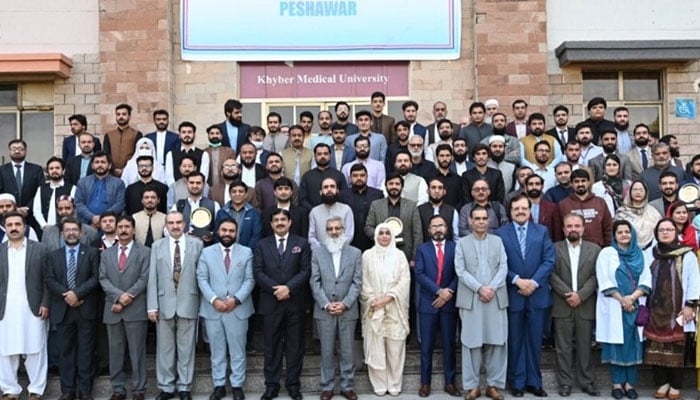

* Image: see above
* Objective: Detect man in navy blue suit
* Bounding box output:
[145,109,180,166]
[62,114,102,162]
[414,215,460,398]
[495,194,555,398]
[216,99,250,153]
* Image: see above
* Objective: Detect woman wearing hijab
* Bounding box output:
[596,220,652,399]
[592,154,631,217]
[120,137,166,186]
[644,219,700,400]
[614,180,662,251]
[360,223,410,397]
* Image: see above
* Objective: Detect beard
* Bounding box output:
[396,166,411,175]
[526,189,542,198]
[220,236,236,247]
[351,181,367,191]
[670,147,680,158]
[316,159,330,168]
[578,137,592,146]
[408,150,422,158]
[356,150,369,160]
[453,152,467,163]
[429,195,444,204]
[635,137,649,147]
[492,127,507,136]
[614,122,629,131]
[602,143,617,154]
[241,158,255,169]
[323,235,344,254]
[321,193,339,205]
[223,172,241,181]
[209,137,222,145]
[490,152,505,163]
[566,232,581,243]
[531,128,544,137]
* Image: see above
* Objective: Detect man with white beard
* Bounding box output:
[310,217,362,400]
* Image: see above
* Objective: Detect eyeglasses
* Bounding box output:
[630,187,645,193]
[658,228,676,233]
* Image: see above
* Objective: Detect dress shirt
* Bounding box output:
[155,131,167,165]
[332,249,341,278]
[32,180,76,227]
[515,121,527,139]
[511,222,531,285]
[117,241,134,262]
[100,235,119,249]
[225,120,239,152]
[579,144,603,166]
[454,161,470,176]
[274,233,290,253]
[566,240,581,291]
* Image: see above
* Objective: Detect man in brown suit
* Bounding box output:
[103,104,142,177]
[370,91,396,144]
[550,213,601,397]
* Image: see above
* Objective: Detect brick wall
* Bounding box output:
[666,60,700,158]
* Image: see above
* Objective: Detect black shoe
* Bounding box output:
[209,387,226,400]
[58,393,74,400]
[178,392,192,400]
[582,385,600,397]
[525,386,548,397]
[611,388,624,400]
[511,388,524,397]
[232,388,245,400]
[259,388,278,400]
[558,386,571,397]
[155,393,175,400]
[288,392,302,400]
[625,388,638,399]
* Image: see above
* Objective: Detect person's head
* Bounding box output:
[564,140,581,163]
[8,139,27,163]
[288,125,305,149]
[349,163,368,190]
[46,157,65,182]
[471,179,491,204]
[599,129,618,154]
[668,201,689,229]
[186,172,205,197]
[59,216,82,246]
[562,213,585,243]
[56,195,76,218]
[385,173,404,199]
[655,218,679,246]
[428,215,447,242]
[510,194,532,225]
[469,205,489,235]
[99,211,118,234]
[527,112,546,136]
[633,123,650,147]
[613,106,629,130]
[247,126,266,149]
[115,103,132,127]
[319,177,339,205]
[176,122,195,146]
[603,154,621,178]
[116,215,136,243]
[370,91,386,113]
[355,110,372,132]
[524,174,544,199]
[3,211,25,242]
[317,110,333,131]
[270,208,292,236]
[228,181,249,206]
[659,170,679,198]
[516,166,534,187]
[407,135,424,158]
[394,120,411,142]
[206,124,223,145]
[0,194,16,217]
[224,99,243,124]
[452,138,468,162]
[331,123,347,145]
[267,112,282,134]
[334,101,350,121]
[165,211,185,239]
[238,142,257,168]
[273,177,293,203]
[512,99,528,120]
[427,177,446,205]
[313,143,331,168]
[394,150,412,175]
[69,114,88,135]
[136,155,154,179]
[152,109,169,131]
[141,188,160,212]
[627,180,649,205]
[78,132,95,154]
[651,142,671,168]
[533,140,552,165]
[402,100,419,123]
[435,144,453,170]
[471,143,490,167]
[353,135,370,160]
[570,169,591,196]
[469,102,486,124]
[552,105,569,126]
[690,154,700,180]
[178,155,196,178]
[586,97,607,120]
[484,99,499,116]
[437,118,454,141]
[554,162,572,186]
[217,218,238,247]
[262,153,281,176]
[432,101,448,121]
[374,223,395,248]
[613,220,634,249]
[323,217,345,253]
[299,111,314,134]
[659,134,681,158]
[488,135,506,163]
[575,122,594,146]
[91,151,112,177]
[491,112,507,131]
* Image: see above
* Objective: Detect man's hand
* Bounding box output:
[516,278,536,296]
[224,297,237,311]
[213,298,228,312]
[39,306,49,319]
[272,285,290,301]
[565,292,582,307]
[63,290,80,306]
[478,286,495,303]
[437,288,454,302]
[111,303,123,313]
[148,311,158,322]
[17,207,29,217]
[118,292,133,306]
[328,302,347,315]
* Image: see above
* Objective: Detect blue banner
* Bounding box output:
[181,0,461,61]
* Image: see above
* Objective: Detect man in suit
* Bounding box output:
[402,100,427,139]
[339,163,383,252]
[550,213,601,397]
[505,99,531,139]
[346,110,388,163]
[62,114,102,162]
[261,177,308,239]
[147,211,203,400]
[425,101,460,146]
[238,142,268,189]
[172,172,220,246]
[204,125,236,188]
[545,105,576,152]
[74,151,126,228]
[0,139,46,232]
[649,171,680,216]
[197,217,255,400]
[281,125,314,186]
[214,180,261,250]
[133,188,166,248]
[254,209,311,400]
[217,99,251,153]
[45,216,101,400]
[626,123,653,181]
[98,215,150,400]
[588,129,634,182]
[164,122,210,186]
[455,206,509,400]
[42,195,99,252]
[145,109,181,167]
[65,132,96,186]
[415,215,460,398]
[310,217,362,400]
[0,211,49,400]
[370,91,396,144]
[495,194,555,397]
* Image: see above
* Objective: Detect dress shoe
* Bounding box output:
[178,392,192,400]
[510,388,524,397]
[444,384,461,397]
[525,386,548,397]
[558,386,571,397]
[582,385,600,397]
[58,393,74,400]
[611,388,624,400]
[339,391,357,400]
[289,392,303,400]
[626,388,639,400]
[156,392,176,400]
[209,387,226,400]
[133,393,145,400]
[319,391,333,400]
[485,387,503,400]
[418,384,430,398]
[259,388,278,400]
[110,394,126,400]
[232,387,245,400]
[465,387,481,400]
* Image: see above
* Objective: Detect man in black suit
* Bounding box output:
[545,105,576,152]
[45,217,101,400]
[254,209,311,400]
[261,177,309,238]
[0,139,46,234]
[217,99,251,153]
[62,114,102,162]
[65,132,96,186]
[339,163,383,251]
[144,109,180,167]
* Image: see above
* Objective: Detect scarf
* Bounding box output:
[612,225,645,278]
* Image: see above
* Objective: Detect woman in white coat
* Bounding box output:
[596,220,651,400]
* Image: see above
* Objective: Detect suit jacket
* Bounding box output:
[550,240,600,320]
[62,134,102,162]
[133,211,166,246]
[0,239,49,319]
[415,240,458,314]
[0,161,45,207]
[495,222,555,312]
[41,223,99,252]
[254,234,311,315]
[45,245,101,324]
[329,145,356,170]
[454,234,509,311]
[626,147,651,180]
[145,130,181,165]
[147,236,203,319]
[217,120,251,152]
[99,241,150,323]
[506,121,531,138]
[372,114,396,144]
[261,205,309,239]
[364,198,423,262]
[281,147,313,182]
[209,184,255,209]
[309,244,362,320]
[588,152,633,182]
[65,155,95,186]
[74,175,126,225]
[544,127,576,151]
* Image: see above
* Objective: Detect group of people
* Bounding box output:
[1,91,700,400]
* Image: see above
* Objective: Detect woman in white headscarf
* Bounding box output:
[360,223,411,397]
[121,137,166,186]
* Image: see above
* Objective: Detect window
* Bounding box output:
[0,83,54,164]
[582,71,663,133]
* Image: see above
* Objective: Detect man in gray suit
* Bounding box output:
[550,213,601,397]
[310,217,362,400]
[455,206,509,400]
[0,211,49,400]
[41,195,99,252]
[99,215,150,400]
[147,211,204,400]
[197,218,255,400]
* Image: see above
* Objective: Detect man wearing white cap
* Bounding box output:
[484,99,499,125]
[486,135,515,193]
[0,194,38,242]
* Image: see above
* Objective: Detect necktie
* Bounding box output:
[436,242,444,285]
[173,240,182,288]
[278,238,285,256]
[224,248,231,274]
[518,226,527,259]
[641,149,648,169]
[560,130,567,144]
[14,165,22,202]
[145,215,154,248]
[118,246,127,272]
[67,248,77,289]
